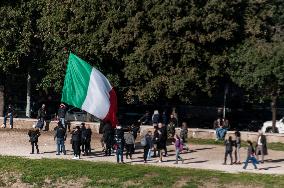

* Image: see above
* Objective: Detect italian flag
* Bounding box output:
[61,53,118,127]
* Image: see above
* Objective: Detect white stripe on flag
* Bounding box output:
[81,68,112,119]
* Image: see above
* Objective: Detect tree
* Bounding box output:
[228,0,284,132]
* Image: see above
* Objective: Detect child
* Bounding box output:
[243,140,259,169]
[144,131,153,163]
[172,134,184,164]
[223,136,233,165]
[234,131,241,164]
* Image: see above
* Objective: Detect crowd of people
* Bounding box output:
[1,104,270,170]
[222,130,267,170]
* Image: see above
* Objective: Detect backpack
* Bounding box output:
[141,136,147,147]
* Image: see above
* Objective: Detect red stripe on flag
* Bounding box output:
[103,88,118,128]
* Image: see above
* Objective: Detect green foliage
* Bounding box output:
[0,0,283,104]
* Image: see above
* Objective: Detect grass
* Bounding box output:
[189,138,284,151]
[0,156,283,187]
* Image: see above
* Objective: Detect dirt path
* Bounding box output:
[0,129,284,175]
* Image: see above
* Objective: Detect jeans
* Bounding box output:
[216,128,227,140]
[144,146,150,161]
[56,138,65,154]
[243,156,259,169]
[3,113,13,128]
[235,145,241,162]
[175,148,183,162]
[116,147,124,163]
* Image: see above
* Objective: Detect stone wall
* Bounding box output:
[2,118,284,143]
[140,126,284,144]
[0,117,100,132]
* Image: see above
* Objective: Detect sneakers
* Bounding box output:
[56,153,60,155]
[72,156,80,160]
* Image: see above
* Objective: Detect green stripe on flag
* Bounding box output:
[61,53,92,108]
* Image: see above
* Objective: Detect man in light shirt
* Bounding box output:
[255,130,268,163]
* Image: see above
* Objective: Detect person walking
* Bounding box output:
[2,104,14,129]
[255,130,267,163]
[138,111,151,125]
[28,124,41,154]
[234,131,241,164]
[152,110,160,127]
[167,114,177,138]
[71,126,81,159]
[80,123,87,156]
[161,111,168,126]
[180,122,189,151]
[54,122,67,155]
[143,131,153,163]
[173,134,184,164]
[85,125,92,156]
[152,126,160,158]
[124,128,135,160]
[37,104,46,130]
[243,140,259,169]
[115,125,125,164]
[159,123,168,157]
[223,136,233,165]
[57,103,67,128]
[156,129,164,163]
[103,122,113,156]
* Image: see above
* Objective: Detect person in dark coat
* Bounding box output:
[159,123,168,156]
[57,103,67,128]
[85,125,92,156]
[2,104,14,129]
[156,129,164,162]
[256,130,268,163]
[71,126,81,159]
[103,122,113,156]
[37,104,46,130]
[80,123,87,155]
[143,131,153,163]
[54,122,67,155]
[114,125,125,163]
[28,124,41,154]
[167,114,177,138]
[138,111,152,125]
[152,126,160,158]
[152,110,160,126]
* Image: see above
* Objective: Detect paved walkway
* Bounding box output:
[1,129,284,175]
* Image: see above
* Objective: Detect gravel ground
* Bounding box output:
[1,128,284,175]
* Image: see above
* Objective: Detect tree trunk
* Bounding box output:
[26,71,31,118]
[271,95,277,133]
[0,86,4,117]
